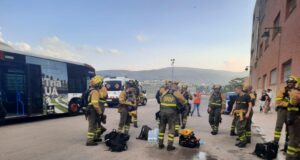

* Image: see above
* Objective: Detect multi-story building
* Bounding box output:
[249,0,300,98]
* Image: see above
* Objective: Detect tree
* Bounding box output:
[222,77,246,93]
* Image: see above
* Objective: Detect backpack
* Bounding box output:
[179,129,200,148]
[104,129,130,152]
[254,142,278,160]
[136,125,152,140]
[81,89,91,108]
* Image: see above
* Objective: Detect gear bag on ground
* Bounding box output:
[136,125,152,140]
[104,129,130,152]
[254,142,278,160]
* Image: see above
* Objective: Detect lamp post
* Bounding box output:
[170,58,175,81]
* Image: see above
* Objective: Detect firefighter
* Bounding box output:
[286,76,300,160]
[208,84,225,135]
[180,85,193,129]
[244,85,255,144]
[86,75,104,146]
[118,80,137,135]
[131,80,140,128]
[274,76,297,152]
[155,80,172,124]
[95,81,108,142]
[234,85,252,148]
[156,80,171,104]
[158,82,187,151]
[173,81,182,137]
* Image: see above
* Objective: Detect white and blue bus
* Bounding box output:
[0,43,95,120]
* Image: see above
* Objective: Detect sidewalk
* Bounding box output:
[252,106,286,160]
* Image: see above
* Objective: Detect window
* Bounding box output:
[259,43,263,57]
[258,78,262,89]
[263,74,267,89]
[287,0,297,18]
[270,68,277,85]
[105,81,122,91]
[273,13,281,39]
[282,60,292,82]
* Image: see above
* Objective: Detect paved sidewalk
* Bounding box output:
[252,107,286,160]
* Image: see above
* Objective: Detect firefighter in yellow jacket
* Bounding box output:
[95,84,108,141]
[180,85,193,129]
[286,76,300,160]
[118,80,137,135]
[86,75,104,146]
[158,82,187,151]
[274,76,297,152]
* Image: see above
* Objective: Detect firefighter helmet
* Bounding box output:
[90,75,104,86]
[286,75,298,84]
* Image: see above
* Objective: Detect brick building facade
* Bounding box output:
[250,0,300,98]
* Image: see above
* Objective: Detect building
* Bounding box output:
[249,0,300,98]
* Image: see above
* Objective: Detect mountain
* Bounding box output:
[97,67,248,85]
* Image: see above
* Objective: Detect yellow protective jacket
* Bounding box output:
[275,88,290,108]
[88,89,101,114]
[160,90,187,107]
[289,89,300,112]
[98,86,108,103]
[119,91,137,107]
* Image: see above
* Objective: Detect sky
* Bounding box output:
[0,0,256,72]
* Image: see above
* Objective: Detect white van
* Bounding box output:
[103,77,129,106]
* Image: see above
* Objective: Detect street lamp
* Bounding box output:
[245,66,253,71]
[170,58,175,81]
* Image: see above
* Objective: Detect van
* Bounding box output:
[103,77,128,107]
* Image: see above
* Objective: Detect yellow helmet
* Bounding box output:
[180,128,193,137]
[90,75,104,86]
[286,75,298,84]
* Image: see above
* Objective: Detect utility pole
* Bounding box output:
[170,58,175,81]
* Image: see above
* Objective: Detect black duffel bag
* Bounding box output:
[104,129,130,152]
[254,142,278,160]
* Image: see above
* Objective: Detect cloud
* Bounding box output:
[136,33,148,42]
[0,33,122,62]
[223,57,248,72]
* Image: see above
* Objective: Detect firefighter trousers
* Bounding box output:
[158,109,176,146]
[209,107,221,132]
[286,116,300,160]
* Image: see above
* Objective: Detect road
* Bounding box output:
[0,97,263,160]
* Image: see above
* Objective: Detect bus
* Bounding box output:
[0,42,95,120]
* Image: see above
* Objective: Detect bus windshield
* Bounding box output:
[105,81,122,91]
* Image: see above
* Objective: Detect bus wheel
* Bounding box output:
[69,101,79,116]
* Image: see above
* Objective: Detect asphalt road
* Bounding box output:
[0,97,263,160]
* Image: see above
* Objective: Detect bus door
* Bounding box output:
[0,67,7,118]
[1,62,27,117]
[26,64,43,115]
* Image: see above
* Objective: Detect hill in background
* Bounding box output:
[97,67,248,85]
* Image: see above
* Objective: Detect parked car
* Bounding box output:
[224,92,237,114]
